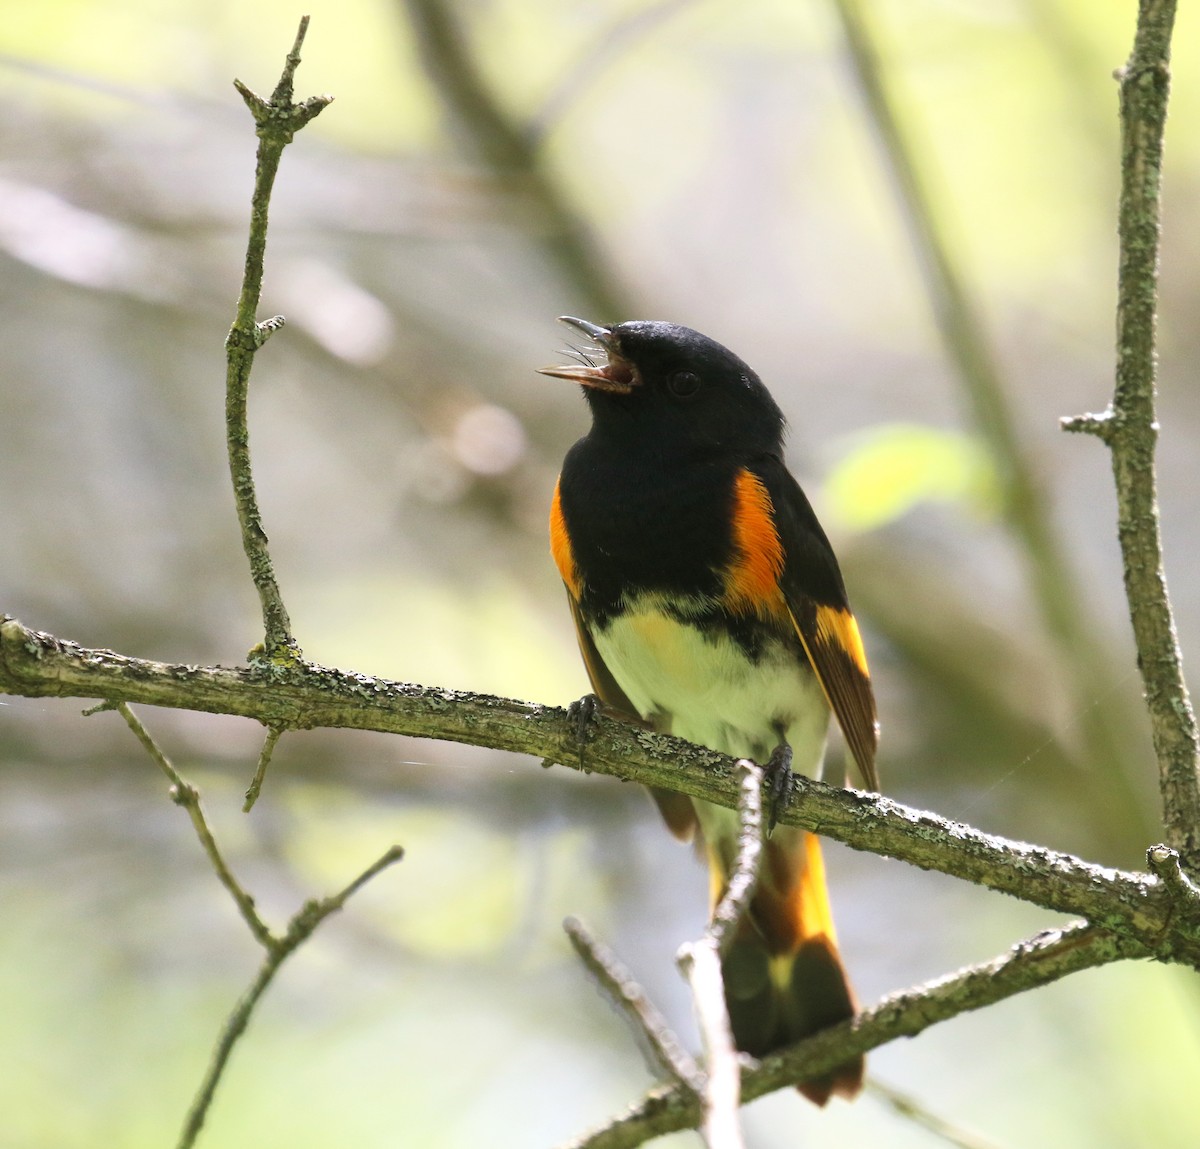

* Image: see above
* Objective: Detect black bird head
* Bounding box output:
[539,317,786,459]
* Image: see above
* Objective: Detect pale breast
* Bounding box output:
[593,605,830,779]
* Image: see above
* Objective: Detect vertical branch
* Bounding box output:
[675,761,765,1149]
[1064,0,1199,870]
[225,17,332,662]
[827,0,1143,808]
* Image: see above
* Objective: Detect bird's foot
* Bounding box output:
[566,693,602,772]
[763,742,794,835]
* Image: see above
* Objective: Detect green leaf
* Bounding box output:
[822,422,1000,532]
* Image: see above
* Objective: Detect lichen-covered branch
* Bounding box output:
[1061,0,1199,874]
[5,615,1199,965]
[563,921,1134,1149]
[828,0,1142,821]
[224,16,332,663]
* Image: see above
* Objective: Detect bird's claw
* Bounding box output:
[566,693,602,772]
[764,742,794,835]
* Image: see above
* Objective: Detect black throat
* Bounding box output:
[558,429,749,624]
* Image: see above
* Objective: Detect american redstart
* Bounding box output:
[541,317,879,1104]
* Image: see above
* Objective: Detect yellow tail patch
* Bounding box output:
[797,830,838,945]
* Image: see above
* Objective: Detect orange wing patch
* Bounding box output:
[788,600,879,791]
[814,604,870,681]
[549,478,582,599]
[723,468,786,615]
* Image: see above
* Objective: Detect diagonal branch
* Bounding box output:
[175,843,404,1149]
[4,614,1199,963]
[108,699,405,1149]
[115,702,273,946]
[564,921,1134,1149]
[564,916,703,1092]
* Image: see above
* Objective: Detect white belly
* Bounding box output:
[593,606,829,780]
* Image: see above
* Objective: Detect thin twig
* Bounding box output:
[828,0,1144,822]
[866,1079,1007,1149]
[707,761,765,958]
[1146,844,1200,908]
[564,922,1133,1149]
[1064,0,1199,874]
[675,761,765,1149]
[176,844,405,1149]
[676,941,741,1149]
[243,724,284,812]
[110,696,405,1147]
[564,916,703,1091]
[225,15,332,664]
[115,702,273,947]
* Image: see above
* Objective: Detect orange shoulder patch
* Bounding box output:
[549,478,582,598]
[723,468,786,614]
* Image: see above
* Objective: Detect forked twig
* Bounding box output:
[112,702,403,1149]
[225,15,332,664]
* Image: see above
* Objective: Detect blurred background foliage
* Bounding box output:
[3,0,1200,1145]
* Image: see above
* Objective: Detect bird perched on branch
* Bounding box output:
[541,317,878,1104]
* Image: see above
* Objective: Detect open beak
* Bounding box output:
[537,316,638,394]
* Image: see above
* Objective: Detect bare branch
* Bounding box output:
[242,724,284,812]
[675,940,741,1149]
[6,616,1200,964]
[828,0,1143,820]
[568,922,1133,1148]
[114,702,274,947]
[109,700,404,1149]
[675,762,765,1148]
[1064,0,1200,874]
[707,761,765,959]
[176,843,404,1149]
[564,917,703,1092]
[225,15,333,664]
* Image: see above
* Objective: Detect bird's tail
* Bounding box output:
[707,826,863,1105]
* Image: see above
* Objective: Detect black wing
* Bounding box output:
[757,458,880,791]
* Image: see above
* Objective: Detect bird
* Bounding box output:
[540,316,878,1105]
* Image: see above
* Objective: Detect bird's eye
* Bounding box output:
[668,370,700,398]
